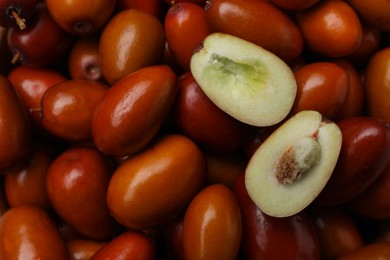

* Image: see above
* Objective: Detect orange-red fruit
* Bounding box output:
[205,0,303,62]
[107,134,206,230]
[296,0,363,57]
[91,231,156,260]
[270,0,319,10]
[46,146,118,240]
[338,242,390,260]
[67,239,106,260]
[99,9,165,85]
[290,62,349,120]
[165,2,211,71]
[92,65,177,158]
[0,205,69,259]
[364,47,390,124]
[346,0,390,32]
[41,79,108,142]
[45,0,116,35]
[182,184,242,260]
[0,75,31,173]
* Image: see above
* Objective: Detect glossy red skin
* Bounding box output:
[182,184,242,260]
[349,161,390,220]
[205,0,303,62]
[290,62,349,120]
[0,0,39,28]
[333,59,364,120]
[0,75,31,173]
[46,146,119,240]
[295,0,363,58]
[308,206,363,259]
[117,0,165,19]
[107,134,206,230]
[67,239,106,260]
[8,65,67,130]
[164,0,207,7]
[163,216,185,260]
[4,142,54,210]
[91,231,156,260]
[0,205,70,259]
[338,242,390,260]
[365,47,390,124]
[45,0,116,35]
[92,65,177,157]
[165,2,211,72]
[233,174,321,260]
[316,117,390,205]
[41,79,108,142]
[68,36,104,82]
[7,3,74,67]
[174,72,252,154]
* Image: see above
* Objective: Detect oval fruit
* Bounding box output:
[182,183,242,260]
[92,65,177,157]
[107,134,206,229]
[46,146,118,240]
[41,79,108,142]
[205,0,303,62]
[365,47,390,124]
[0,205,69,259]
[316,117,390,205]
[99,9,165,85]
[0,75,31,172]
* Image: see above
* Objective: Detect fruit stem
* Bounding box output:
[10,10,26,30]
[11,51,21,64]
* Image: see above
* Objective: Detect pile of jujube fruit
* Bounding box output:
[0,0,390,259]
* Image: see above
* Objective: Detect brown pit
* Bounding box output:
[276,136,321,184]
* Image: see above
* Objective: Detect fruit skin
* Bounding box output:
[99,9,165,85]
[182,183,242,260]
[0,75,31,173]
[0,205,70,259]
[46,146,119,240]
[270,0,319,11]
[346,0,390,32]
[205,0,303,62]
[164,2,211,72]
[308,206,363,259]
[295,0,363,58]
[107,134,206,230]
[90,231,156,260]
[365,47,390,124]
[92,65,177,158]
[6,3,74,67]
[338,242,390,260]
[66,239,106,260]
[348,161,390,220]
[316,117,390,205]
[234,174,321,260]
[290,61,349,120]
[45,0,116,35]
[174,71,252,154]
[41,79,108,142]
[117,0,165,19]
[4,141,54,210]
[7,65,67,131]
[67,35,104,82]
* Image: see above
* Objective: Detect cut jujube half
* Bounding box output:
[190,32,297,127]
[245,110,342,217]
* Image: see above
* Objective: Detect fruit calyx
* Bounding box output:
[73,21,93,34]
[276,135,321,184]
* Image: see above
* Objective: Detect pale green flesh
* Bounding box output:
[190,32,297,127]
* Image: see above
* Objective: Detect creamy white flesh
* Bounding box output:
[190,32,297,127]
[245,110,342,218]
